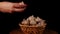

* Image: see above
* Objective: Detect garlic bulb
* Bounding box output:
[40,20,45,26]
[30,20,36,25]
[28,15,35,21]
[20,15,46,27]
[22,19,29,25]
[35,17,42,22]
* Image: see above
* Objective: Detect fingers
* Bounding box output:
[19,1,27,7]
[13,1,27,12]
[13,8,26,12]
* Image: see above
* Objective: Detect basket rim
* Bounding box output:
[19,24,44,27]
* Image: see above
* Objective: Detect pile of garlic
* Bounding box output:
[21,15,46,27]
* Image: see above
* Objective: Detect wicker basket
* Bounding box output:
[19,24,46,34]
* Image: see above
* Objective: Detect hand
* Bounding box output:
[0,1,27,13]
[13,1,27,12]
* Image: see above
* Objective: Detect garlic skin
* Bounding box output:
[35,17,42,22]
[28,15,35,21]
[30,20,36,25]
[20,15,46,27]
[22,19,29,25]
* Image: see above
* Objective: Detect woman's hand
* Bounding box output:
[0,1,27,13]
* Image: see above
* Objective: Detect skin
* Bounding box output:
[0,1,27,13]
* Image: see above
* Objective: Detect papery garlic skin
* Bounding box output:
[22,19,29,25]
[30,20,36,25]
[35,17,42,22]
[28,15,35,21]
[20,15,46,27]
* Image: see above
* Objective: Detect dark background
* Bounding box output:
[0,0,59,34]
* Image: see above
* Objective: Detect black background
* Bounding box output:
[0,0,59,34]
